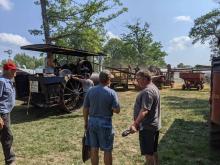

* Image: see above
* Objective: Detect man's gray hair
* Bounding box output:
[136,70,152,81]
[99,70,113,83]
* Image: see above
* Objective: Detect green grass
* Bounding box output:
[0,84,220,164]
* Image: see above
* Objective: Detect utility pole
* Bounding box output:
[4,49,12,60]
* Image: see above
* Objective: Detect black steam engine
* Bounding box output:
[15,44,103,112]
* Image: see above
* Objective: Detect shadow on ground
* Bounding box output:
[159,119,220,165]
[162,95,209,119]
[11,105,82,125]
[170,87,209,92]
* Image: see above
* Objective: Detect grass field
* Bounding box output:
[0,84,220,165]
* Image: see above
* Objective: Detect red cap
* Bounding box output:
[3,61,17,70]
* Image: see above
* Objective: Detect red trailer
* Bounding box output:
[179,72,205,90]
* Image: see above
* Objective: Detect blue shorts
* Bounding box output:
[87,116,114,152]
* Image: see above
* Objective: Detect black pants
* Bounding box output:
[0,113,15,165]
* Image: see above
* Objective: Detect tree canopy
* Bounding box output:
[177,63,192,68]
[13,53,44,69]
[189,8,220,57]
[103,38,128,67]
[103,21,167,67]
[31,0,127,51]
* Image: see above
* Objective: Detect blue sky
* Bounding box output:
[0,0,218,67]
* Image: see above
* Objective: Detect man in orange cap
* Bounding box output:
[0,60,16,165]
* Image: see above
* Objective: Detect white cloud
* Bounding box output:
[168,36,191,52]
[0,33,31,46]
[0,0,13,10]
[174,16,192,23]
[167,36,208,53]
[106,31,120,40]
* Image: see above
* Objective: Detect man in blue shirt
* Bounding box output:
[0,61,17,165]
[83,70,120,165]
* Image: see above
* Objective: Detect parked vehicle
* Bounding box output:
[109,67,130,90]
[179,71,205,90]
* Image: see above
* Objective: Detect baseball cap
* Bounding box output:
[3,61,17,70]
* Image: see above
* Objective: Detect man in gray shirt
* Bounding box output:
[130,70,161,165]
[83,70,120,165]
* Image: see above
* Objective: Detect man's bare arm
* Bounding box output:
[130,108,149,132]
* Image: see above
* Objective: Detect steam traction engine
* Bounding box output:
[15,44,103,113]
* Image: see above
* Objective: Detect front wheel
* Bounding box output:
[60,78,84,113]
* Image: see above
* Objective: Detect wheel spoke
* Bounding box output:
[63,93,72,97]
[65,86,74,93]
[64,97,72,104]
[69,80,76,90]
[76,83,81,89]
[78,87,83,91]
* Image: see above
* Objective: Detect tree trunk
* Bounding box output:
[40,0,53,67]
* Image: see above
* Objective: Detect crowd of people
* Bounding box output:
[0,60,161,165]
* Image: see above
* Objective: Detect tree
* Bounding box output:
[56,27,105,52]
[189,8,220,57]
[0,59,8,67]
[122,21,167,67]
[30,0,127,67]
[103,38,126,67]
[103,21,167,68]
[177,63,191,68]
[31,0,127,47]
[13,53,44,69]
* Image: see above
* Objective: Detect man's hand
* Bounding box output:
[129,123,138,134]
[0,117,4,130]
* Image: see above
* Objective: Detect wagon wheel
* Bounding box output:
[182,84,186,90]
[196,84,202,91]
[61,78,84,113]
[170,82,174,88]
[123,84,128,90]
[201,84,204,90]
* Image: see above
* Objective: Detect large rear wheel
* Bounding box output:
[61,78,84,113]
